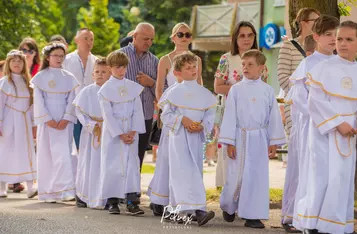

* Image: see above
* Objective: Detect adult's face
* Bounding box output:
[133,27,155,54]
[236,26,255,54]
[301,12,320,35]
[76,30,94,52]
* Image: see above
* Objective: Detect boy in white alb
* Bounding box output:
[159,53,216,226]
[98,51,146,215]
[282,15,339,233]
[31,43,79,202]
[73,57,110,208]
[219,50,286,229]
[0,50,37,199]
[297,21,357,234]
[148,76,182,216]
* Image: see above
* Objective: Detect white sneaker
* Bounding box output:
[45,200,56,203]
[62,196,75,202]
[27,189,38,199]
[0,193,7,198]
[207,159,215,167]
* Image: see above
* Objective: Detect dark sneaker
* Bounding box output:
[195,210,215,226]
[222,211,235,222]
[13,183,24,193]
[126,204,144,216]
[108,204,120,214]
[302,230,318,234]
[75,195,87,208]
[149,203,164,216]
[244,219,265,229]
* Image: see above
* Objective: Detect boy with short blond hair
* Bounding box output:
[219,50,286,229]
[98,51,146,215]
[73,57,111,209]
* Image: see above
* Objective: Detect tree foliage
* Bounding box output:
[0,0,65,59]
[75,0,121,56]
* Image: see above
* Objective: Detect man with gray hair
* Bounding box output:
[119,23,159,171]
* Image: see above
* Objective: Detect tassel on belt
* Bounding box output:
[90,117,103,149]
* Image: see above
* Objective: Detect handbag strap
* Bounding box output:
[290,40,306,58]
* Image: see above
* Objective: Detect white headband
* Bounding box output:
[7,50,25,58]
[42,43,66,55]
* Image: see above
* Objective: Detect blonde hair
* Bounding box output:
[170,22,191,38]
[4,50,33,105]
[241,49,267,65]
[173,52,197,71]
[106,51,129,67]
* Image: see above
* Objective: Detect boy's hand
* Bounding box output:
[120,134,134,144]
[227,144,236,159]
[337,122,356,137]
[46,120,58,129]
[268,145,277,159]
[128,131,136,138]
[188,124,203,133]
[57,120,69,130]
[182,116,195,130]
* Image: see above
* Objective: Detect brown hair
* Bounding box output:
[50,34,67,45]
[40,42,66,71]
[0,60,5,70]
[106,51,129,67]
[294,8,321,36]
[18,37,41,70]
[312,15,339,35]
[241,49,266,65]
[4,50,33,105]
[339,20,357,36]
[95,56,107,67]
[230,21,258,56]
[173,52,197,72]
[304,34,316,53]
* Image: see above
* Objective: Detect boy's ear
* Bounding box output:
[312,33,319,43]
[173,69,180,77]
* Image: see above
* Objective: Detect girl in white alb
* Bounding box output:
[0,50,37,198]
[31,43,79,202]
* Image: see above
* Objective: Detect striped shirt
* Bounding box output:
[119,43,159,120]
[277,40,304,137]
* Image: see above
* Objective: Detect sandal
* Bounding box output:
[282,223,301,233]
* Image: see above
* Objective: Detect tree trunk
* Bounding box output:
[289,0,339,37]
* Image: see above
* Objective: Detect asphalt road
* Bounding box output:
[0,193,286,234]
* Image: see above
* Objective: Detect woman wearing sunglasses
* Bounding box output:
[149,22,203,217]
[155,22,203,101]
[18,38,41,77]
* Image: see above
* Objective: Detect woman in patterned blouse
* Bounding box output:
[213,21,267,188]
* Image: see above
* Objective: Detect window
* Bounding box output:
[274,0,285,7]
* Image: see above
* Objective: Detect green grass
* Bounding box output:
[206,188,284,204]
[141,164,156,174]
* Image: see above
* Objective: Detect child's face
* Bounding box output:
[48,48,65,68]
[337,27,357,61]
[9,57,24,74]
[93,64,111,86]
[110,65,127,79]
[242,57,264,80]
[174,62,197,81]
[313,29,337,55]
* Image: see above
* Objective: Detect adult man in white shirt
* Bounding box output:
[63,28,97,151]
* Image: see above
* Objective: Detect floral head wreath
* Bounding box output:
[7,50,25,58]
[42,42,66,55]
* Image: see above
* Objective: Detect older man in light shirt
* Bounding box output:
[63,28,97,151]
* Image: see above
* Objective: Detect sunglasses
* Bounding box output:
[20,49,35,55]
[176,32,192,39]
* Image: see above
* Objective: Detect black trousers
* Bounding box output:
[138,119,153,171]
